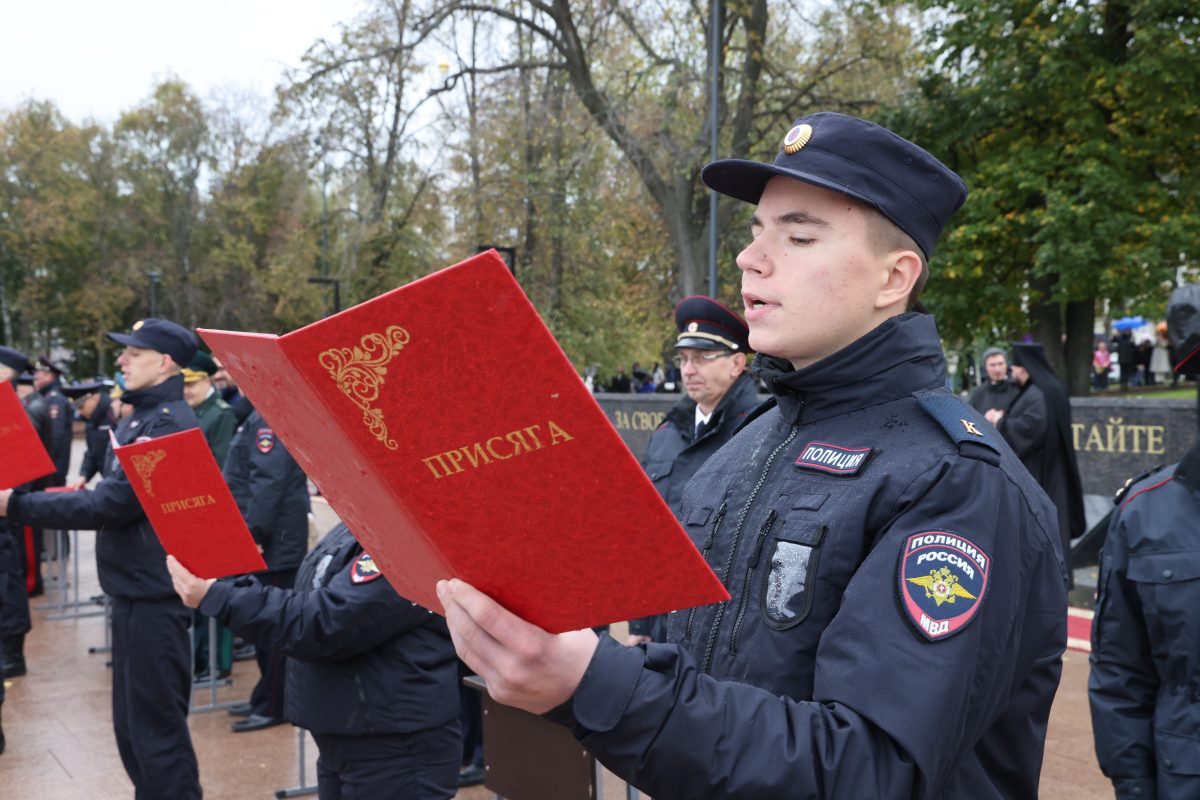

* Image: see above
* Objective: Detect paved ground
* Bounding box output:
[0,443,1116,798]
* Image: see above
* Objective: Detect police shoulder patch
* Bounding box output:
[349,552,383,584]
[898,530,989,642]
[794,440,872,476]
[49,404,60,419]
[256,428,274,454]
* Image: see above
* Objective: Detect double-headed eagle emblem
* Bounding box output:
[907,566,976,606]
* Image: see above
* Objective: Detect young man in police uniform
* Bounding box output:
[0,319,204,799]
[628,296,759,645]
[1089,283,1200,799]
[438,112,1068,798]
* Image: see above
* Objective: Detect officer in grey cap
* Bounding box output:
[439,111,1067,799]
[628,296,759,644]
[0,319,203,798]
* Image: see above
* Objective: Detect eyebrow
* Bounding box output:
[749,211,831,228]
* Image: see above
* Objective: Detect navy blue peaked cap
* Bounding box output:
[106,318,199,368]
[701,112,968,259]
[674,295,752,353]
[0,345,32,374]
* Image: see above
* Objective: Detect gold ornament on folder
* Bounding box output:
[130,450,167,497]
[318,326,411,450]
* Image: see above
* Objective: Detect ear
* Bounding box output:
[730,352,748,376]
[874,249,923,312]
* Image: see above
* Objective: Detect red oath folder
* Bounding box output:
[199,250,728,632]
[114,428,267,579]
[0,382,56,490]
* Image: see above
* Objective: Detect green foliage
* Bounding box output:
[887,1,1200,354]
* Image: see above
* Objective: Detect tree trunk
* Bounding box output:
[1064,299,1095,397]
[1028,271,1066,379]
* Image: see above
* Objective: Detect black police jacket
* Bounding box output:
[9,375,199,600]
[641,373,762,516]
[200,523,459,737]
[38,380,73,483]
[1089,438,1200,800]
[630,373,761,639]
[80,394,119,481]
[0,382,49,636]
[223,410,309,572]
[547,313,1068,799]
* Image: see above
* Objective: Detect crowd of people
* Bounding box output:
[0,109,1197,800]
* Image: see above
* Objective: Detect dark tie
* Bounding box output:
[695,419,708,439]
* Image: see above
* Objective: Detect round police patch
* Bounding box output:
[256,428,275,454]
[350,553,383,584]
[898,531,989,642]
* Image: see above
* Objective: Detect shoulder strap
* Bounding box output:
[913,388,1001,462]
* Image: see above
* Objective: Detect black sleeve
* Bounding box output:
[999,388,1046,460]
[200,563,434,663]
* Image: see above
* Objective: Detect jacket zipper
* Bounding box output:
[728,509,778,655]
[685,502,727,640]
[701,424,799,674]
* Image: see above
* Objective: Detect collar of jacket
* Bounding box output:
[38,380,63,396]
[1175,436,1200,493]
[665,372,758,440]
[121,373,185,413]
[751,312,947,426]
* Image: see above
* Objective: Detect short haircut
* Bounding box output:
[859,203,929,311]
[982,347,1008,362]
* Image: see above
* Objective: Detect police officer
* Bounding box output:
[438,112,1068,798]
[183,351,238,468]
[33,356,72,485]
[0,347,49,681]
[62,380,118,487]
[167,523,461,799]
[1089,283,1200,799]
[0,347,50,689]
[0,319,203,799]
[628,296,758,644]
[222,406,311,732]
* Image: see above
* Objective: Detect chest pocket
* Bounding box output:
[761,513,827,629]
[645,460,674,483]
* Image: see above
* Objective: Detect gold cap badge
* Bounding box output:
[782,123,813,155]
[132,320,144,331]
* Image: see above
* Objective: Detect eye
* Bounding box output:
[789,237,815,246]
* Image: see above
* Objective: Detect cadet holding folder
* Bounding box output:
[0,318,204,800]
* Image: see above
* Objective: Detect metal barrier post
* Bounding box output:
[274,727,318,797]
[47,531,105,621]
[191,616,237,713]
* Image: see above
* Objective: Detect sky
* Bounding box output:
[0,0,366,124]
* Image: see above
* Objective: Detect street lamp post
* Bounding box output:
[307,277,342,316]
[148,271,161,317]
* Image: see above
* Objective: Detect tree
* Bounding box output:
[889,1,1200,394]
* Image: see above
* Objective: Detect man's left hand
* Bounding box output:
[0,489,11,516]
[437,579,598,715]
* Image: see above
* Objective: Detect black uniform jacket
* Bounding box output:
[641,373,762,516]
[1089,438,1200,800]
[39,379,73,482]
[223,409,309,572]
[201,523,459,737]
[80,394,119,481]
[9,375,198,600]
[547,313,1068,799]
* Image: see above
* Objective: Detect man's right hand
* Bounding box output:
[626,634,652,646]
[68,477,88,491]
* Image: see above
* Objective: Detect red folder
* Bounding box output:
[113,428,267,579]
[199,250,728,632]
[0,382,56,490]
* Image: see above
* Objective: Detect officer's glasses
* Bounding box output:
[673,352,734,368]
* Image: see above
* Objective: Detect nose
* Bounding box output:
[736,238,768,276]
[681,359,700,378]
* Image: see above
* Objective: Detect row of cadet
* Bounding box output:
[4,107,1200,800]
[0,324,471,798]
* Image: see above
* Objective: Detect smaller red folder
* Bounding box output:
[0,382,56,490]
[113,428,267,579]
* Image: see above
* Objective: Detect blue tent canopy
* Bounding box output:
[1112,316,1145,331]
